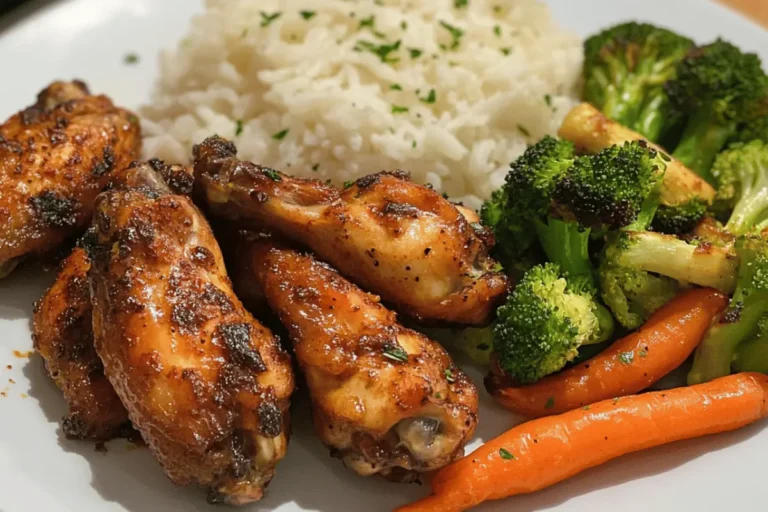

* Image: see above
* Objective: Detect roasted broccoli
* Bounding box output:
[729,112,768,145]
[651,198,708,235]
[583,22,693,141]
[420,326,493,366]
[710,140,768,235]
[493,263,614,384]
[732,314,768,374]
[667,40,768,182]
[688,234,768,384]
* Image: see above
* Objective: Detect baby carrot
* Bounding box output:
[487,288,727,417]
[397,372,768,512]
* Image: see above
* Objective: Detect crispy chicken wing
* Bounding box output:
[0,80,141,277]
[88,164,294,504]
[32,244,131,440]
[239,233,478,481]
[193,136,508,326]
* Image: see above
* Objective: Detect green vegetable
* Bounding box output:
[300,11,316,20]
[392,105,409,114]
[272,129,290,140]
[668,40,768,182]
[651,198,708,235]
[711,140,768,235]
[383,344,409,362]
[260,11,282,27]
[439,20,464,50]
[499,448,515,460]
[354,39,402,63]
[583,22,693,142]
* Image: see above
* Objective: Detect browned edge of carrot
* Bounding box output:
[486,288,727,417]
[396,372,768,512]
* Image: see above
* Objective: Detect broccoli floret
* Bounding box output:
[729,113,768,145]
[667,40,768,182]
[493,263,614,384]
[583,22,693,141]
[732,313,768,374]
[553,140,668,232]
[710,140,768,235]
[421,326,493,366]
[651,198,708,235]
[688,235,768,384]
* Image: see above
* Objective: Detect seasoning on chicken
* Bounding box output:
[193,136,508,326]
[88,163,294,504]
[0,80,141,277]
[239,233,478,481]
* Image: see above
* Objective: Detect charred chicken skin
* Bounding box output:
[88,164,294,504]
[32,244,131,441]
[0,80,141,277]
[193,136,508,326]
[239,233,479,481]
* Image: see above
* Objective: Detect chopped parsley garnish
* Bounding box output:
[409,48,423,59]
[544,94,552,107]
[260,11,282,27]
[235,119,244,136]
[390,83,403,91]
[263,169,282,181]
[618,351,635,365]
[582,405,591,410]
[493,25,501,37]
[383,344,409,362]
[354,39,401,63]
[455,0,469,7]
[544,396,555,409]
[401,20,408,30]
[124,53,139,65]
[272,128,290,140]
[445,368,456,383]
[439,21,464,50]
[300,10,316,20]
[392,105,409,114]
[359,15,375,29]
[493,5,503,14]
[517,125,530,137]
[412,140,417,149]
[499,448,515,460]
[420,89,437,104]
[435,392,442,399]
[343,180,355,189]
[311,164,320,172]
[639,348,649,358]
[501,47,511,56]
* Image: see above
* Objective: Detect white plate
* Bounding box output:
[1,1,767,511]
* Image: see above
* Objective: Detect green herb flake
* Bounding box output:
[124,53,139,65]
[517,125,530,137]
[445,368,456,383]
[235,120,244,136]
[311,164,320,172]
[409,48,423,59]
[639,348,649,358]
[354,39,402,63]
[500,47,511,56]
[392,105,409,114]
[420,89,437,104]
[359,15,375,29]
[300,11,316,20]
[493,5,503,14]
[263,169,282,182]
[618,351,635,365]
[455,0,469,7]
[499,448,515,460]
[582,405,591,410]
[439,21,464,50]
[260,11,282,27]
[412,140,417,149]
[493,25,501,37]
[544,94,552,107]
[545,396,555,409]
[272,128,290,140]
[383,344,409,363]
[401,20,408,30]
[435,392,442,399]
[390,83,403,91]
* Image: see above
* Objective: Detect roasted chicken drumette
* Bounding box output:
[193,136,508,326]
[32,243,131,441]
[88,163,294,504]
[0,80,140,277]
[238,233,479,481]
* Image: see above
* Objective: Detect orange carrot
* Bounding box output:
[397,372,768,512]
[487,288,727,417]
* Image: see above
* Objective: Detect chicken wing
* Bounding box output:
[239,233,478,481]
[88,164,294,504]
[193,136,508,326]
[0,80,141,277]
[32,243,131,440]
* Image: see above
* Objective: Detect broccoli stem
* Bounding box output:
[687,304,767,385]
[533,217,594,286]
[672,110,735,183]
[631,93,670,142]
[725,181,768,235]
[733,334,768,374]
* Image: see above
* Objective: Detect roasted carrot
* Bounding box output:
[486,288,727,417]
[397,372,768,512]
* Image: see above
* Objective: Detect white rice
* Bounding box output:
[141,0,582,210]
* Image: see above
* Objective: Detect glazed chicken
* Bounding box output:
[32,243,131,440]
[238,233,479,480]
[193,136,508,326]
[0,80,141,277]
[88,164,294,504]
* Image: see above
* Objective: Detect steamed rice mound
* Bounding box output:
[141,0,582,210]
